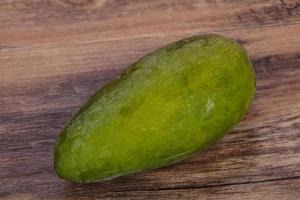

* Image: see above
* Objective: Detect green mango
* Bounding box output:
[54,34,255,183]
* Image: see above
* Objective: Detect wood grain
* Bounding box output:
[1,0,300,46]
[1,0,300,199]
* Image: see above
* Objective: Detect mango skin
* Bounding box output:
[54,34,255,183]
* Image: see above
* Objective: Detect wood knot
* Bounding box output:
[60,0,107,9]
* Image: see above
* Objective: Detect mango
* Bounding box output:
[54,34,255,183]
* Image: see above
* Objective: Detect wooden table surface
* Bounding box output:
[1,0,300,199]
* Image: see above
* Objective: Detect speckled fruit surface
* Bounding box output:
[54,34,256,183]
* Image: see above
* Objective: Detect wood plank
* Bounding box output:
[0,0,300,46]
[1,175,300,199]
[1,23,300,85]
[1,24,299,199]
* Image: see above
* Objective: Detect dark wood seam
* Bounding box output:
[119,176,300,192]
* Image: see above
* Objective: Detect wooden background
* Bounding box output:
[1,0,300,199]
